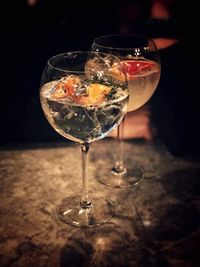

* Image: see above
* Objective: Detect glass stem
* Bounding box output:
[113,117,126,174]
[80,142,92,209]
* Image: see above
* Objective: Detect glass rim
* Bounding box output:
[47,50,122,73]
[92,34,157,51]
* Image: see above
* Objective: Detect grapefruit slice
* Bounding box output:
[122,60,156,76]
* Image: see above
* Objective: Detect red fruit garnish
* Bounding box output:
[121,60,156,76]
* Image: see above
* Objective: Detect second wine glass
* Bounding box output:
[92,34,161,188]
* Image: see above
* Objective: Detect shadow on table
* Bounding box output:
[136,167,200,266]
[59,219,168,267]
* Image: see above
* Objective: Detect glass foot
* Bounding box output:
[96,164,144,188]
[57,194,114,227]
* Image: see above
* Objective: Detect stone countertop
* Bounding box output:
[0,139,200,267]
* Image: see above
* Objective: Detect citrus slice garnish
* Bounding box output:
[122,60,156,76]
[87,83,111,104]
[51,75,81,99]
[51,76,111,105]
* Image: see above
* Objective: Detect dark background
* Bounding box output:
[1,0,199,157]
[1,0,119,143]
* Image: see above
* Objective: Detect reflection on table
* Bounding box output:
[0,139,200,267]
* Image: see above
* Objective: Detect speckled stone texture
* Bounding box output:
[0,139,200,267]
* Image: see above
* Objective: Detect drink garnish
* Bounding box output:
[122,60,156,76]
[75,83,111,105]
[51,75,111,105]
[108,60,156,81]
[51,75,81,99]
[87,83,111,104]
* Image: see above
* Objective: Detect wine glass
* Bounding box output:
[39,51,129,227]
[92,34,161,187]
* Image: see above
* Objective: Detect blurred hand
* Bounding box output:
[109,105,155,141]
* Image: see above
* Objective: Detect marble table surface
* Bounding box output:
[0,139,200,267]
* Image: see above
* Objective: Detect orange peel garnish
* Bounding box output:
[87,83,111,104]
[51,75,81,99]
[51,75,111,105]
